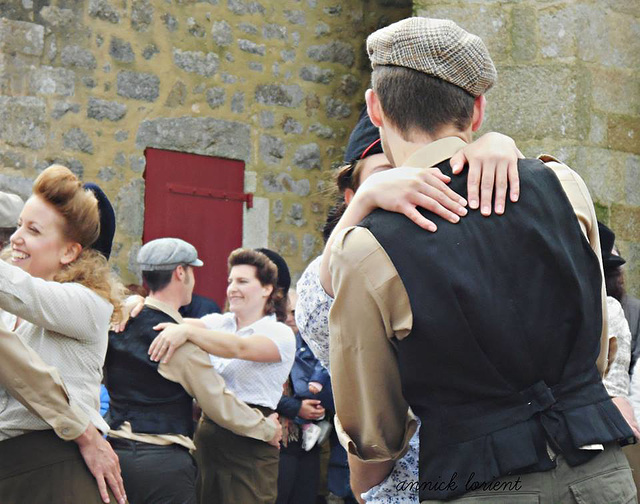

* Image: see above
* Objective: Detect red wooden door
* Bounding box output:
[143,148,247,307]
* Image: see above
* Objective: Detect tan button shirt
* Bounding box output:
[328,137,609,463]
[108,298,276,449]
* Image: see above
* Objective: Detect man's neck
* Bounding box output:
[148,290,182,312]
[389,126,472,167]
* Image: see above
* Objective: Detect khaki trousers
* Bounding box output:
[0,429,114,504]
[423,444,636,504]
[195,415,279,504]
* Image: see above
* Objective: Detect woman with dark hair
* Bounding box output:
[0,165,125,503]
[148,247,295,504]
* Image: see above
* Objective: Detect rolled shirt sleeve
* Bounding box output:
[604,297,632,397]
[329,226,417,463]
[0,322,90,440]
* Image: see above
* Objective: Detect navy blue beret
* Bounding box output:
[343,107,383,164]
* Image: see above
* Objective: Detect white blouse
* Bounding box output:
[200,312,295,410]
[0,260,112,440]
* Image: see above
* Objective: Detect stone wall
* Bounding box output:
[414,0,640,296]
[0,0,411,283]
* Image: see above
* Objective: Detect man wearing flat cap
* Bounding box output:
[329,17,636,503]
[105,237,281,503]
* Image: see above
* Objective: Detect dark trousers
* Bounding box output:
[276,440,320,504]
[0,429,113,504]
[195,416,279,504]
[109,437,197,504]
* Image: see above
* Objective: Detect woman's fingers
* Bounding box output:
[479,161,496,216]
[493,159,510,215]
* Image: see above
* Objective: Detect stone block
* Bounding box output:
[280,50,296,62]
[607,116,640,155]
[323,5,341,16]
[286,203,306,227]
[302,233,318,262]
[626,155,640,206]
[51,101,80,119]
[0,19,44,56]
[0,96,47,150]
[283,117,302,134]
[307,41,355,67]
[272,199,283,221]
[109,37,134,63]
[165,81,187,108]
[308,123,335,139]
[284,10,306,25]
[611,203,640,242]
[211,20,233,46]
[293,143,321,169]
[263,23,287,40]
[142,44,159,60]
[115,178,145,237]
[98,166,116,182]
[129,155,145,173]
[260,134,285,164]
[255,84,304,108]
[173,49,219,77]
[131,0,153,32]
[206,87,226,109]
[300,66,333,84]
[415,5,509,61]
[481,65,580,141]
[0,173,33,200]
[87,97,127,121]
[242,197,269,249]
[260,111,274,128]
[63,127,94,154]
[0,150,26,170]
[231,92,245,113]
[538,5,577,59]
[187,18,206,38]
[315,22,330,37]
[238,39,266,56]
[227,0,265,16]
[271,231,298,256]
[325,97,351,119]
[39,6,75,28]
[340,74,360,96]
[572,147,626,205]
[88,0,121,23]
[117,70,160,102]
[238,22,258,35]
[29,66,75,96]
[162,13,178,32]
[115,130,129,142]
[591,68,640,116]
[576,5,640,68]
[511,6,537,61]
[248,62,263,72]
[61,45,97,70]
[136,117,251,162]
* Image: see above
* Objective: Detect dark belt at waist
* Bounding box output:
[202,403,275,426]
[108,436,188,451]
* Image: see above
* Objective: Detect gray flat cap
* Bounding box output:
[367,17,497,97]
[0,191,24,228]
[137,237,203,271]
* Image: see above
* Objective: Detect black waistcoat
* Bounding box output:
[105,306,194,437]
[360,158,633,501]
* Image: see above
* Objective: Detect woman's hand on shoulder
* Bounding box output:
[354,166,468,232]
[149,322,190,364]
[449,132,524,216]
[110,294,144,333]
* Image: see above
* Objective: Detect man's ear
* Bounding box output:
[471,95,486,132]
[365,89,384,128]
[174,265,185,281]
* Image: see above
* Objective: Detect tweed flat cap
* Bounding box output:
[367,17,497,97]
[138,237,203,271]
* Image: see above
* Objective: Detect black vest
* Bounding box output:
[105,306,194,437]
[361,158,633,501]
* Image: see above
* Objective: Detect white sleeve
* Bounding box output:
[295,256,333,370]
[264,321,296,364]
[604,297,632,397]
[0,260,111,342]
[200,312,225,330]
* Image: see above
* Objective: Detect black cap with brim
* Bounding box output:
[256,248,291,294]
[343,107,384,165]
[598,221,626,271]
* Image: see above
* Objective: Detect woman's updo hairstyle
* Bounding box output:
[227,248,288,322]
[31,165,124,321]
[33,165,100,249]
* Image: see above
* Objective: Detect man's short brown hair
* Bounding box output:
[371,65,476,139]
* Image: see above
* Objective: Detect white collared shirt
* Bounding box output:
[200,312,295,409]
